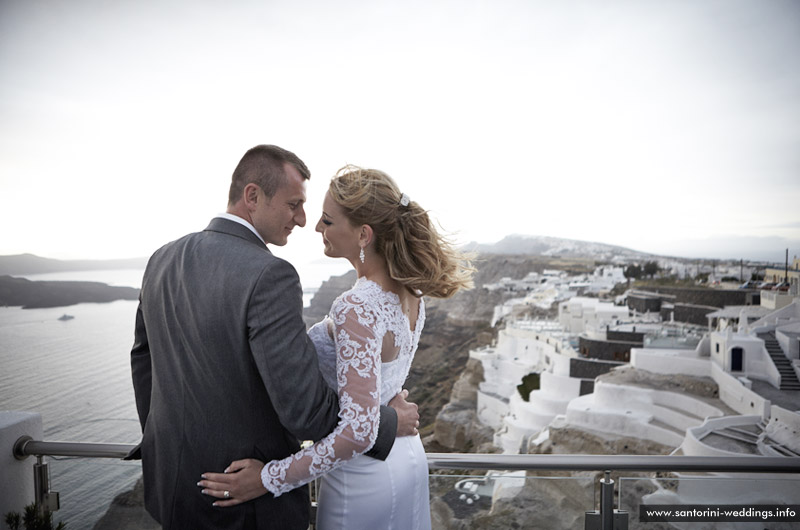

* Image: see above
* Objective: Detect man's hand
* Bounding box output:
[389,389,420,437]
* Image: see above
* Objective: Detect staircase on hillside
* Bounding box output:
[759,331,800,391]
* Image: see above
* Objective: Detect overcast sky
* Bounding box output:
[1,0,798,268]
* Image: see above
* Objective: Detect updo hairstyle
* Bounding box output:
[328,165,474,298]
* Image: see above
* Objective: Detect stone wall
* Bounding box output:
[607,330,645,343]
[578,336,641,362]
[579,379,595,395]
[673,303,718,326]
[569,357,625,379]
[628,293,663,314]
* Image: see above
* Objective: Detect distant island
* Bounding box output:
[0,275,139,309]
[0,253,148,276]
[464,234,653,261]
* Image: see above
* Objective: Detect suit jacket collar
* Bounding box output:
[205,217,271,251]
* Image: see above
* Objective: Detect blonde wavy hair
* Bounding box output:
[328,165,474,298]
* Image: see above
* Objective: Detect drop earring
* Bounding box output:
[359,247,365,264]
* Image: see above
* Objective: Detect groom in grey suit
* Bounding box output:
[131,145,417,529]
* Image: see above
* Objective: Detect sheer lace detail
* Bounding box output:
[261,277,424,497]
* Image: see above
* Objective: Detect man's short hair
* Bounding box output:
[228,145,310,205]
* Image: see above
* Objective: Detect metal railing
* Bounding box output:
[15,437,136,460]
[13,438,800,529]
[12,437,139,519]
[426,452,800,473]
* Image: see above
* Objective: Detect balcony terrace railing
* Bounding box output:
[12,438,800,529]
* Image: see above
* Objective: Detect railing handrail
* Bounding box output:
[14,439,136,460]
[426,453,800,473]
[14,438,800,474]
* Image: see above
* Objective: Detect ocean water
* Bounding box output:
[0,300,143,529]
[1,260,351,529]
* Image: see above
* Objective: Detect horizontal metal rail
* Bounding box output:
[14,438,136,460]
[426,453,800,473]
[14,438,800,474]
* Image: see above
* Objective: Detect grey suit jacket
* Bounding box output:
[131,218,397,529]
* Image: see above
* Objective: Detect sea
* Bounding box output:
[0,260,350,529]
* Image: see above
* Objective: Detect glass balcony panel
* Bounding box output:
[429,472,595,529]
[619,474,800,529]
[47,458,142,528]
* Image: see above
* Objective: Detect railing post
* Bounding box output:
[585,470,628,530]
[600,471,614,530]
[32,455,60,517]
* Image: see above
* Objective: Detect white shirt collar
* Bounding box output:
[214,213,266,246]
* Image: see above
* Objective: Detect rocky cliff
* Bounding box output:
[431,358,495,453]
[92,478,158,530]
[302,270,358,328]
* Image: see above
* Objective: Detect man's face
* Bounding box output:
[252,163,307,246]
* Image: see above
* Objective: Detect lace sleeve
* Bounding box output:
[260,293,382,497]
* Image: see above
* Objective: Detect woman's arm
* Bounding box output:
[199,293,382,504]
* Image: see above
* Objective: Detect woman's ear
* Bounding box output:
[359,225,374,248]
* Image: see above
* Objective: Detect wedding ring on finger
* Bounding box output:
[223,490,231,499]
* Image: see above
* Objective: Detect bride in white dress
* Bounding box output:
[200,165,473,529]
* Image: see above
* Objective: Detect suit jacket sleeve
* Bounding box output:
[129,295,151,458]
[369,405,397,460]
[247,258,342,441]
[131,296,152,432]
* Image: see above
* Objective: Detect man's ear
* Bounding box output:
[243,183,262,211]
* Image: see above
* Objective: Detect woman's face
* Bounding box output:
[315,191,362,260]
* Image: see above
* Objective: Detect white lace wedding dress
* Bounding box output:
[261,277,432,530]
